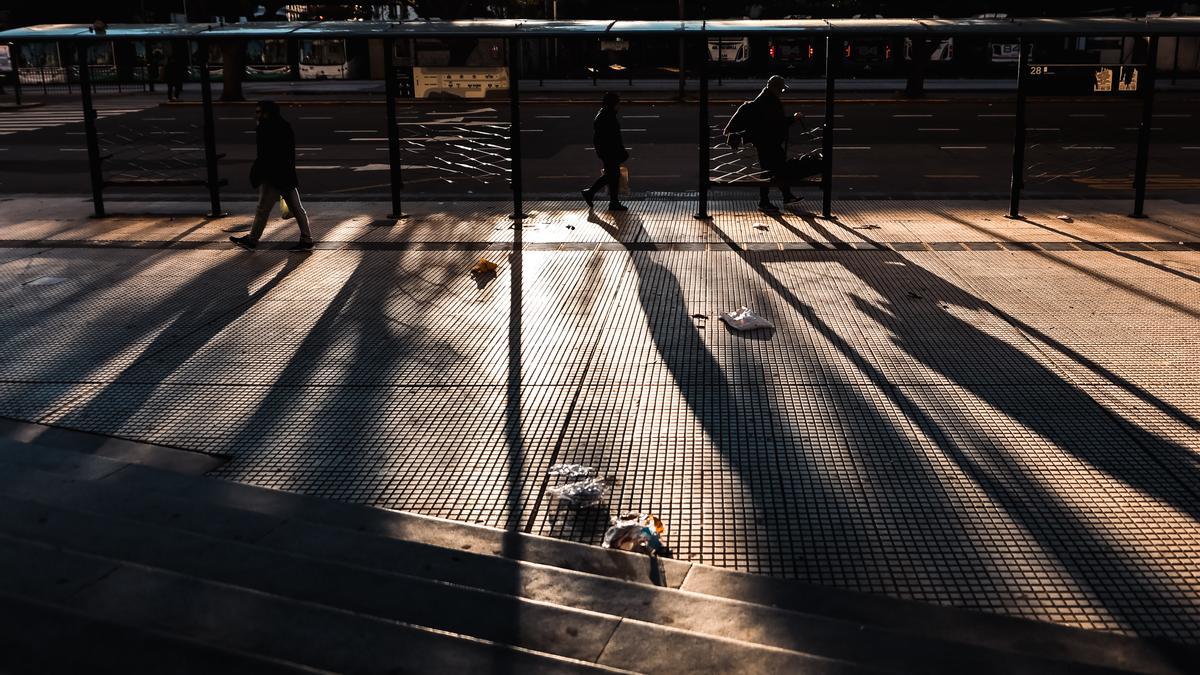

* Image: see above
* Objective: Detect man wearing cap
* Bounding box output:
[724,75,804,211]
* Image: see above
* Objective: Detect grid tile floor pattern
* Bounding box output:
[1,198,1198,643]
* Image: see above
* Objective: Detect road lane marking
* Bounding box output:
[834,127,853,131]
[978,113,1014,117]
[833,174,878,178]
[940,145,987,150]
[1181,146,1200,150]
[624,115,660,119]
[535,115,570,119]
[58,148,87,151]
[893,114,933,117]
[919,128,960,131]
[300,116,333,120]
[395,121,508,126]
[351,137,389,141]
[169,147,202,151]
[219,116,252,120]
[1154,113,1191,118]
[834,146,871,150]
[1123,127,1163,131]
[1068,113,1104,117]
[1063,145,1115,150]
[925,174,980,178]
[425,107,496,115]
[1027,127,1061,131]
[622,129,648,132]
[296,147,324,151]
[335,130,378,133]
[298,165,342,170]
[143,117,176,121]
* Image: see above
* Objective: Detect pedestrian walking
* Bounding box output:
[723,75,804,211]
[230,101,314,252]
[164,47,186,101]
[146,48,161,93]
[581,91,629,212]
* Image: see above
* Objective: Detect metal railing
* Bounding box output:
[12,65,152,95]
[3,17,1199,221]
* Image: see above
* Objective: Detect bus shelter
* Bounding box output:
[2,17,1199,221]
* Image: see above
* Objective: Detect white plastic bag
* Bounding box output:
[719,306,775,331]
[548,463,597,480]
[547,478,607,508]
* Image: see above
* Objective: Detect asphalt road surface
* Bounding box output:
[1,94,1198,201]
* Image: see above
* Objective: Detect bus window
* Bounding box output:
[245,39,290,79]
[414,38,504,68]
[300,39,347,80]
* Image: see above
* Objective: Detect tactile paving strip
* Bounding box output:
[1,201,1198,642]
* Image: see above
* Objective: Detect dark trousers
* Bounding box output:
[168,81,182,100]
[755,143,794,204]
[587,160,622,204]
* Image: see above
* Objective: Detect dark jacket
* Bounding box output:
[592,107,628,164]
[251,117,299,190]
[164,54,186,84]
[724,89,793,148]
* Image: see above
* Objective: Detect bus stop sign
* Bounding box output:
[1026,64,1143,96]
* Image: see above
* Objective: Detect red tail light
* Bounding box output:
[885,44,892,60]
[807,44,815,59]
[769,44,776,59]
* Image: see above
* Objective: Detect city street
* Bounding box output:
[1,92,1198,200]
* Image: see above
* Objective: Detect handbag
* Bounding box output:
[279,197,295,220]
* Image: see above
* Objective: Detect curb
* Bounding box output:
[0,101,46,111]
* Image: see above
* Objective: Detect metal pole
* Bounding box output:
[1132,35,1159,218]
[508,38,525,221]
[1008,37,1028,219]
[198,41,222,217]
[695,30,709,220]
[9,43,21,106]
[677,0,686,99]
[384,38,407,220]
[821,34,835,219]
[1171,34,1180,85]
[76,44,104,218]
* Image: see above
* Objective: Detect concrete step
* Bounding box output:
[4,437,1194,674]
[0,535,634,675]
[0,438,145,481]
[0,416,223,474]
[0,463,1137,675]
[98,462,1200,674]
[0,591,335,675]
[0,492,879,675]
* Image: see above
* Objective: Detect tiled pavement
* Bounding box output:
[1,196,1198,642]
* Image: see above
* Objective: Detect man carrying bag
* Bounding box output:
[724,75,807,211]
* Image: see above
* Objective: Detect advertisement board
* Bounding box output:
[1026,64,1142,95]
[412,66,508,99]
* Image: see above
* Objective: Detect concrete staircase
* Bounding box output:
[1,417,1196,675]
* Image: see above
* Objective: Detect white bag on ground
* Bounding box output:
[547,477,607,508]
[719,306,775,331]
